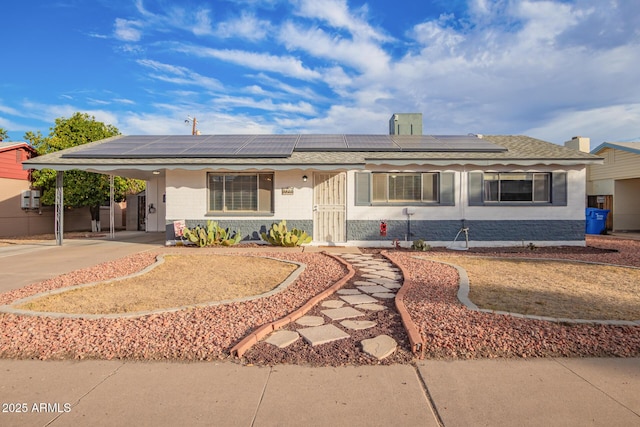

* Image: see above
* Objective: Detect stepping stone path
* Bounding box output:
[261,252,403,360]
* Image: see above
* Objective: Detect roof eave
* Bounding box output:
[591,142,640,156]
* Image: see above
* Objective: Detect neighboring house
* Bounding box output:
[586,141,640,232]
[0,141,125,237]
[0,141,40,237]
[23,116,602,247]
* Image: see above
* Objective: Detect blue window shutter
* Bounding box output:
[439,172,455,205]
[468,172,483,205]
[552,172,567,206]
[355,172,371,206]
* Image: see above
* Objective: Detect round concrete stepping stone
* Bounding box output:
[340,320,377,330]
[321,306,365,320]
[361,334,397,360]
[339,294,379,305]
[337,289,361,295]
[372,292,396,299]
[321,300,345,308]
[355,303,387,311]
[296,316,325,327]
[298,324,350,346]
[265,330,300,348]
[357,285,393,294]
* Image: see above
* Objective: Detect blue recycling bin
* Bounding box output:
[585,208,609,234]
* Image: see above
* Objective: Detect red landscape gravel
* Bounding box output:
[0,251,347,361]
[386,235,640,359]
[0,236,638,363]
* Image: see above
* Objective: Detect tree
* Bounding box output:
[28,113,145,232]
[0,127,8,141]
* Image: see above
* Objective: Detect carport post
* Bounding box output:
[109,174,115,239]
[55,171,64,246]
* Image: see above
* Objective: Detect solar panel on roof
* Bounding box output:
[345,135,399,150]
[234,135,298,157]
[391,135,439,150]
[296,134,347,150]
[61,133,507,159]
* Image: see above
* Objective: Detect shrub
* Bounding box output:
[411,239,431,251]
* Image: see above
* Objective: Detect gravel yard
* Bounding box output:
[0,250,347,361]
[386,235,640,360]
[0,236,638,364]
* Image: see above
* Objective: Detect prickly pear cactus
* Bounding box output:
[260,220,312,246]
[181,220,242,247]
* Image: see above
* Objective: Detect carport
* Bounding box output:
[23,144,166,245]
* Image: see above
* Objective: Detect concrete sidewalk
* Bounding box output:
[0,358,638,426]
[0,232,638,426]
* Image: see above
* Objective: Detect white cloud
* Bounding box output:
[278,22,390,75]
[211,95,316,115]
[114,18,143,42]
[137,59,223,91]
[291,0,391,42]
[173,44,322,81]
[114,98,136,105]
[192,8,214,36]
[215,13,271,41]
[523,104,640,146]
[250,73,323,101]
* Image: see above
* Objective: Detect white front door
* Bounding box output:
[313,172,346,243]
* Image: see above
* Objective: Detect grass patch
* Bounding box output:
[17,255,298,315]
[426,256,640,320]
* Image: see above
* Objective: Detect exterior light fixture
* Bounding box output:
[152,170,160,175]
[302,175,308,182]
[148,203,156,214]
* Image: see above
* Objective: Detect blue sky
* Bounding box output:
[1,0,639,148]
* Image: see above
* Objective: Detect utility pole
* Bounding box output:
[185,116,199,135]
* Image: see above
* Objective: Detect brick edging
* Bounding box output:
[230,252,355,358]
[381,251,426,359]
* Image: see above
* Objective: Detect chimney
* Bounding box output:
[564,136,590,153]
[389,113,423,135]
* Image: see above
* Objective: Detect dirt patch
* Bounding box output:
[16,255,298,314]
[425,256,640,320]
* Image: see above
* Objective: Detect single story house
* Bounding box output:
[23,118,603,247]
[587,141,640,232]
